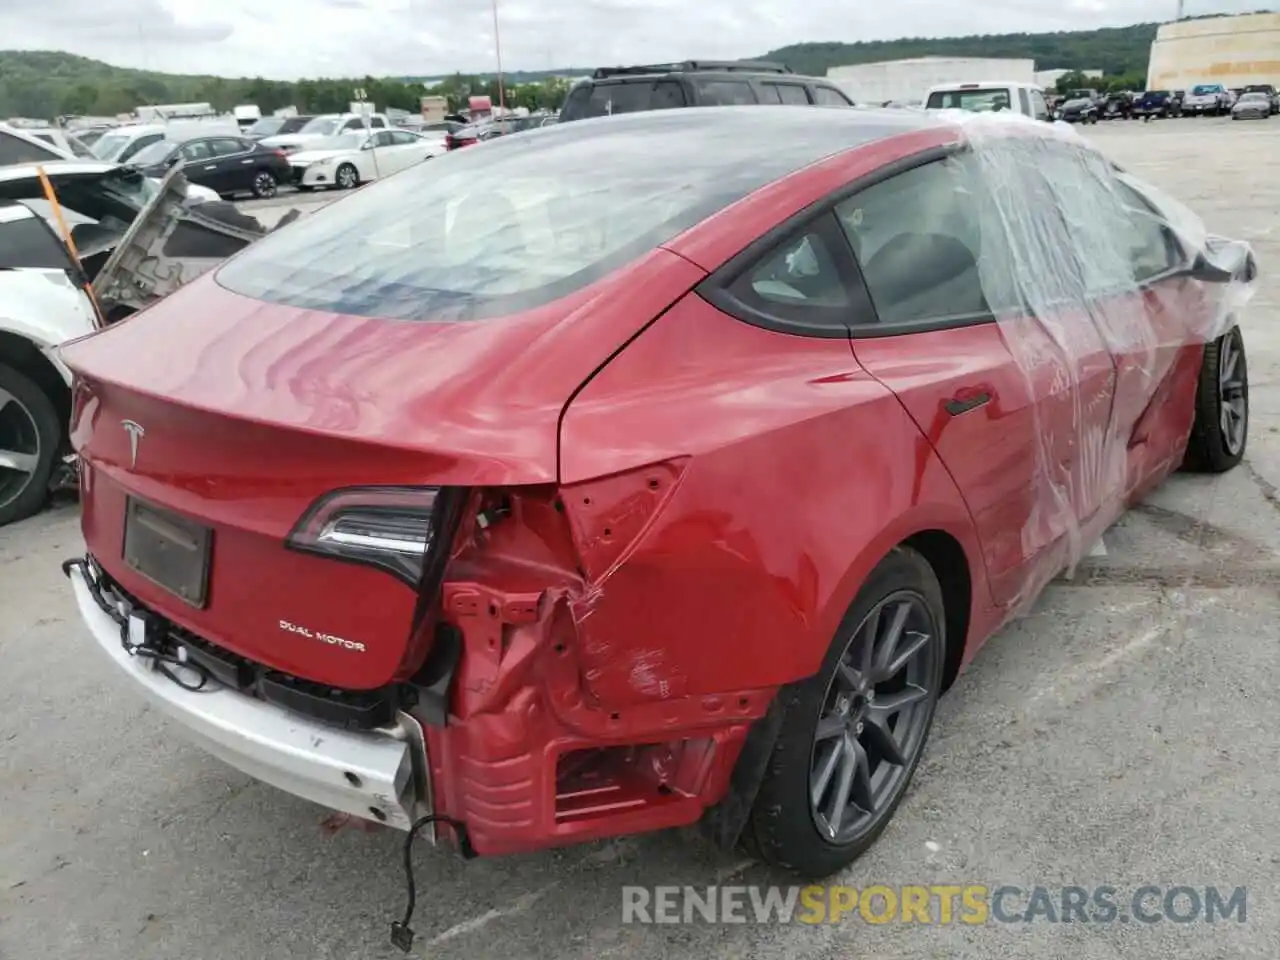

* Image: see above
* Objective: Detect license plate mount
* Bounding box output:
[122,497,213,608]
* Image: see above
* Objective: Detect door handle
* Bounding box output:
[242,159,253,164]
[944,391,991,417]
[204,164,216,170]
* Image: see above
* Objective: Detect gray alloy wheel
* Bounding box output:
[336,163,359,190]
[0,363,61,527]
[808,590,940,843]
[252,170,278,199]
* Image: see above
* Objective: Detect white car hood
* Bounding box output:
[288,148,353,165]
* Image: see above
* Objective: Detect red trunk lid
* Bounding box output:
[61,253,703,688]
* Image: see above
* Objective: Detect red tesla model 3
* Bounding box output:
[61,107,1254,884]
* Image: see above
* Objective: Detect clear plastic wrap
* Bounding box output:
[939,112,1258,610]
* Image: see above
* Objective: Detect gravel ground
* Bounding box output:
[2,115,1279,960]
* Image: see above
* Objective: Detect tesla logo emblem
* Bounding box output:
[121,420,145,468]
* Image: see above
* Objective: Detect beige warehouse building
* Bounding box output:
[1148,12,1280,89]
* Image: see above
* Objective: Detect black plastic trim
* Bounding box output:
[410,622,463,727]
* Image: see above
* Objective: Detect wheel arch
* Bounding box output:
[700,518,981,852]
[0,330,71,438]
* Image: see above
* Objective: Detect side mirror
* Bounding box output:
[361,141,375,151]
[1187,249,1249,284]
[166,155,180,167]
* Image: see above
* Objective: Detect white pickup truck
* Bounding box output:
[924,81,1052,121]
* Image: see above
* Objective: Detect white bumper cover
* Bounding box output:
[70,564,428,831]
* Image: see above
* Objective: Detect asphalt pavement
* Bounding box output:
[2,116,1279,960]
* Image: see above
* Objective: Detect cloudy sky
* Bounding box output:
[0,0,1272,79]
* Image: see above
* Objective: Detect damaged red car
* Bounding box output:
[62,107,1255,893]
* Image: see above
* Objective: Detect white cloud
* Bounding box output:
[0,0,1273,79]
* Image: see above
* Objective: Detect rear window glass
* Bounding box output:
[926,88,1015,112]
[1191,85,1222,95]
[0,208,75,271]
[0,130,62,165]
[217,115,848,322]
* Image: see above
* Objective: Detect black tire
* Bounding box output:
[336,163,359,190]
[1183,325,1248,474]
[743,546,946,879]
[0,363,61,527]
[251,169,278,199]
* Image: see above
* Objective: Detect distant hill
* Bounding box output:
[0,21,1210,118]
[758,24,1161,77]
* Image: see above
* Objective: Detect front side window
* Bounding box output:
[837,157,990,326]
[694,79,757,106]
[217,119,827,322]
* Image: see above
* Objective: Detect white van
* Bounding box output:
[90,119,242,165]
[924,81,1051,121]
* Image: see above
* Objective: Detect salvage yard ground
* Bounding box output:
[3,117,1279,960]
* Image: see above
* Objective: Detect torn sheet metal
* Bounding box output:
[91,166,278,320]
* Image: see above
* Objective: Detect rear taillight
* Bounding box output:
[273,148,287,159]
[288,486,438,586]
[445,134,457,149]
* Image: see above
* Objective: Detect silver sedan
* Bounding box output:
[1231,92,1272,119]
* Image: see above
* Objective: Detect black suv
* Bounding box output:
[558,60,853,122]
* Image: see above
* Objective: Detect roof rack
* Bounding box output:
[591,59,792,79]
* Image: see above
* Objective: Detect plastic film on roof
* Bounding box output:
[937,112,1257,611]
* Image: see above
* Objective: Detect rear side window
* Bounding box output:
[0,130,61,165]
[209,138,248,156]
[813,86,852,106]
[217,119,825,322]
[694,79,758,106]
[837,157,990,326]
[761,83,812,105]
[0,209,75,271]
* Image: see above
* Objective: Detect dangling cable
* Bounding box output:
[390,813,470,952]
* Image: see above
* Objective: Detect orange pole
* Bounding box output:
[36,166,105,325]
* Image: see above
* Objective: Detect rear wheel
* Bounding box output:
[0,363,61,527]
[744,547,945,878]
[252,170,278,199]
[1184,325,1248,473]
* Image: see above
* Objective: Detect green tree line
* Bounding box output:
[0,50,574,119]
[2,16,1260,120]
